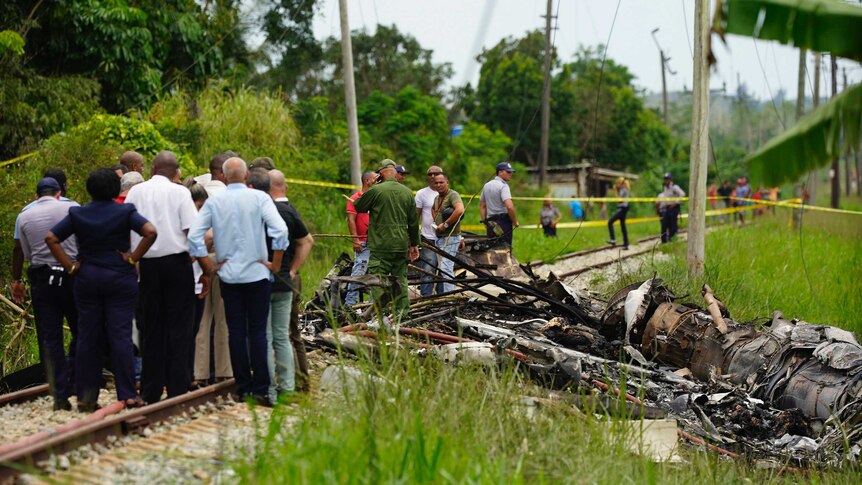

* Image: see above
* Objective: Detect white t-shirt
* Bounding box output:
[124,175,198,258]
[415,186,438,240]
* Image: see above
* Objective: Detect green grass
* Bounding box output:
[234,349,862,484]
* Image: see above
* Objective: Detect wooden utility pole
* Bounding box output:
[686,0,709,278]
[538,0,553,189]
[830,54,839,209]
[339,0,362,187]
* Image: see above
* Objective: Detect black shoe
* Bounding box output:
[607,240,616,245]
[250,394,274,408]
[622,246,629,250]
[54,398,72,411]
[77,401,101,413]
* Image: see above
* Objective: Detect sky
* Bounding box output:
[311,0,861,101]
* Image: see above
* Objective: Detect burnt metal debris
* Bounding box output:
[303,247,862,467]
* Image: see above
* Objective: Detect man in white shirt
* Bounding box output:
[414,165,444,296]
[124,150,199,403]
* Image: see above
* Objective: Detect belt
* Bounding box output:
[488,213,510,221]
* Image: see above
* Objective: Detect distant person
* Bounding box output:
[568,199,584,221]
[431,173,464,293]
[124,150,199,404]
[115,171,144,203]
[119,151,144,174]
[707,182,717,221]
[415,165,444,297]
[480,162,519,248]
[353,159,420,321]
[395,164,409,184]
[188,157,288,404]
[345,171,377,306]
[735,177,752,225]
[249,157,276,171]
[46,168,157,411]
[13,178,80,410]
[183,178,210,382]
[112,163,129,178]
[607,177,630,249]
[539,199,562,237]
[660,173,685,243]
[717,180,733,223]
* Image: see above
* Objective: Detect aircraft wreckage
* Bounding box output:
[302,244,862,467]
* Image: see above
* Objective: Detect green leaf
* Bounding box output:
[716,0,862,61]
[746,82,862,186]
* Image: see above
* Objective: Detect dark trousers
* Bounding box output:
[608,206,629,246]
[138,253,195,403]
[28,266,77,401]
[74,264,137,402]
[662,205,681,242]
[288,276,309,390]
[486,214,514,247]
[220,279,272,397]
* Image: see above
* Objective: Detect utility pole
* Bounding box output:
[686,0,709,278]
[843,67,850,197]
[792,48,805,228]
[339,0,362,187]
[807,52,821,203]
[651,29,675,126]
[830,54,839,209]
[538,0,553,189]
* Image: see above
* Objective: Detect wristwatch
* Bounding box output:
[442,222,449,229]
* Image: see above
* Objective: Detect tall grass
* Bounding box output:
[234,348,862,484]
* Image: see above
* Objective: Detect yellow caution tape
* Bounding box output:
[0,152,36,168]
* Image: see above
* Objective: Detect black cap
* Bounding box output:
[395,164,409,174]
[496,162,514,173]
[663,172,672,179]
[36,177,61,196]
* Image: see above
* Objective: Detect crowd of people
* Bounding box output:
[12,153,520,411]
[343,160,516,318]
[12,151,315,411]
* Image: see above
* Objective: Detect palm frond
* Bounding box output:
[746,82,861,186]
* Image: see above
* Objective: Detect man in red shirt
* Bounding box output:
[345,171,376,305]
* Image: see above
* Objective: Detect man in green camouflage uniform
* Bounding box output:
[353,159,420,320]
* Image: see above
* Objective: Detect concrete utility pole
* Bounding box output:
[686,0,709,278]
[807,52,821,202]
[339,0,362,187]
[792,48,806,228]
[843,67,850,197]
[651,28,674,126]
[538,0,553,189]
[830,54,839,209]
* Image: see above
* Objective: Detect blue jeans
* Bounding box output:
[220,279,272,398]
[345,245,370,305]
[267,290,295,400]
[435,235,462,293]
[418,238,440,296]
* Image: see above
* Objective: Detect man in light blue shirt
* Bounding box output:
[188,157,288,404]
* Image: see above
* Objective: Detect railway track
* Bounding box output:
[0,379,238,482]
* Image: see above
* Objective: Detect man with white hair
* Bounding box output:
[115,171,144,203]
[188,157,288,405]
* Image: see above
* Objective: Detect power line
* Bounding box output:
[584,0,622,155]
[752,38,786,130]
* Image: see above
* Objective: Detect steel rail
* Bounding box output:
[0,379,237,480]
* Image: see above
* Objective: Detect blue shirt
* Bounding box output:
[50,201,149,273]
[188,183,288,284]
[14,196,78,240]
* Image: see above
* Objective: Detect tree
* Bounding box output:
[358,86,450,168]
[470,37,671,172]
[289,25,453,103]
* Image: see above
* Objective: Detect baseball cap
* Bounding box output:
[249,157,275,171]
[378,159,397,171]
[395,164,409,174]
[496,162,515,173]
[663,172,673,179]
[36,177,61,195]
